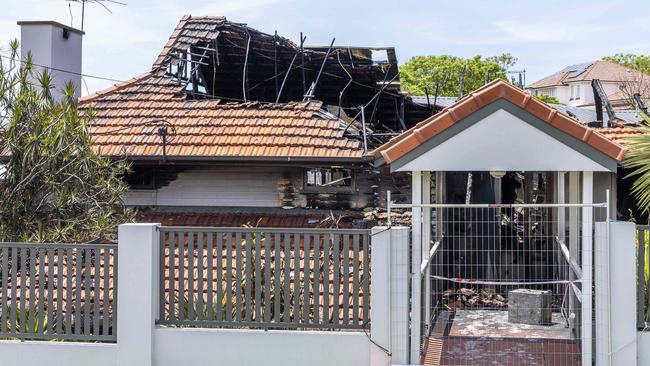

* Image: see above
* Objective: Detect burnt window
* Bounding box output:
[304,168,353,190]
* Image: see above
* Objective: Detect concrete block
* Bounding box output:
[508,289,552,325]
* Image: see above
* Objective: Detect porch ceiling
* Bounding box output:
[373,79,625,173]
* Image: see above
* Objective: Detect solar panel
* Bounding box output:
[560,62,593,78]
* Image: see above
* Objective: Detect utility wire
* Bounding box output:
[0,53,123,83]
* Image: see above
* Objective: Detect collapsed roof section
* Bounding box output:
[152,15,435,138]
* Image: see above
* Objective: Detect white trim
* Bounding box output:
[410,172,422,364]
[582,171,594,365]
[395,109,611,172]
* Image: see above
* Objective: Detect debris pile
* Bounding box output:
[443,288,507,309]
[363,208,412,226]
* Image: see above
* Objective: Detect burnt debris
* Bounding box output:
[157,16,437,148]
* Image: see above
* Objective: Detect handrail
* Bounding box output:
[420,238,442,276]
[555,236,583,280]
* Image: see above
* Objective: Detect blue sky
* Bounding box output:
[2,0,649,95]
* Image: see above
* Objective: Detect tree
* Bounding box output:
[603,53,650,75]
[399,53,517,97]
[0,41,132,242]
[625,111,650,216]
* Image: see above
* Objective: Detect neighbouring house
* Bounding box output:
[526,60,650,108]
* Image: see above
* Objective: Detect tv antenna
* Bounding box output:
[65,0,127,31]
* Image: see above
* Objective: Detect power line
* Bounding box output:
[0,53,124,83]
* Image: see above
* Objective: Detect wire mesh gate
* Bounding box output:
[389,200,608,366]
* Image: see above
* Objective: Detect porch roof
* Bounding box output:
[372,79,626,173]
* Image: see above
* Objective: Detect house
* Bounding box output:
[13,17,647,227]
[4,15,650,366]
[71,16,440,227]
[526,60,649,108]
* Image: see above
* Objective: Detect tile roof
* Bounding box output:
[373,79,627,165]
[135,209,347,228]
[76,15,363,162]
[527,60,648,89]
[591,125,643,146]
[79,71,363,161]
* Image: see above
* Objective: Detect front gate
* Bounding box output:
[389,200,609,365]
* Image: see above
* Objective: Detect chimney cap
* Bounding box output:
[17,21,85,36]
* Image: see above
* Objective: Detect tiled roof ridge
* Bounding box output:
[373,79,627,164]
[153,14,193,70]
[78,72,156,105]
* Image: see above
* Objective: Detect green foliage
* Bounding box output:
[0,41,133,242]
[625,110,650,216]
[536,95,561,105]
[603,53,650,75]
[399,53,518,96]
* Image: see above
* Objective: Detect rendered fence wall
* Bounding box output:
[0,341,116,366]
[154,327,371,366]
[0,224,405,366]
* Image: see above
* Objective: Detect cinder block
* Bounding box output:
[508,289,552,325]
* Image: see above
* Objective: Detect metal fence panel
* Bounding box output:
[157,227,371,331]
[0,242,117,342]
[415,204,606,366]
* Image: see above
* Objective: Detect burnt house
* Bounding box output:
[79,16,437,227]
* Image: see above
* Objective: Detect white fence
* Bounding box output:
[0,224,411,366]
[0,221,644,365]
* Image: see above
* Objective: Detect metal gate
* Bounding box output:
[389,199,609,365]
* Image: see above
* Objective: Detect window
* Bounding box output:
[304,168,353,191]
[569,85,574,100]
[575,84,581,100]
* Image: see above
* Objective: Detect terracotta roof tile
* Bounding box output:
[373,79,627,164]
[591,126,643,146]
[79,71,362,161]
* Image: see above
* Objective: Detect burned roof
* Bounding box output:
[80,15,438,162]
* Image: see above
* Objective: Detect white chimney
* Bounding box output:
[17,21,84,102]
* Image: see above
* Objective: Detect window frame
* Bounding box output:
[302,167,356,193]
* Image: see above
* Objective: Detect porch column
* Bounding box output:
[582,171,594,365]
[410,171,423,364]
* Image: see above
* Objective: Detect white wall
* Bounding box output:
[639,332,650,364]
[397,109,611,172]
[125,167,289,207]
[19,22,83,100]
[0,341,116,366]
[154,327,370,366]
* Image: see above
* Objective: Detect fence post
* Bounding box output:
[595,222,610,366]
[370,227,409,366]
[116,223,160,366]
[410,172,423,364]
[606,221,636,365]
